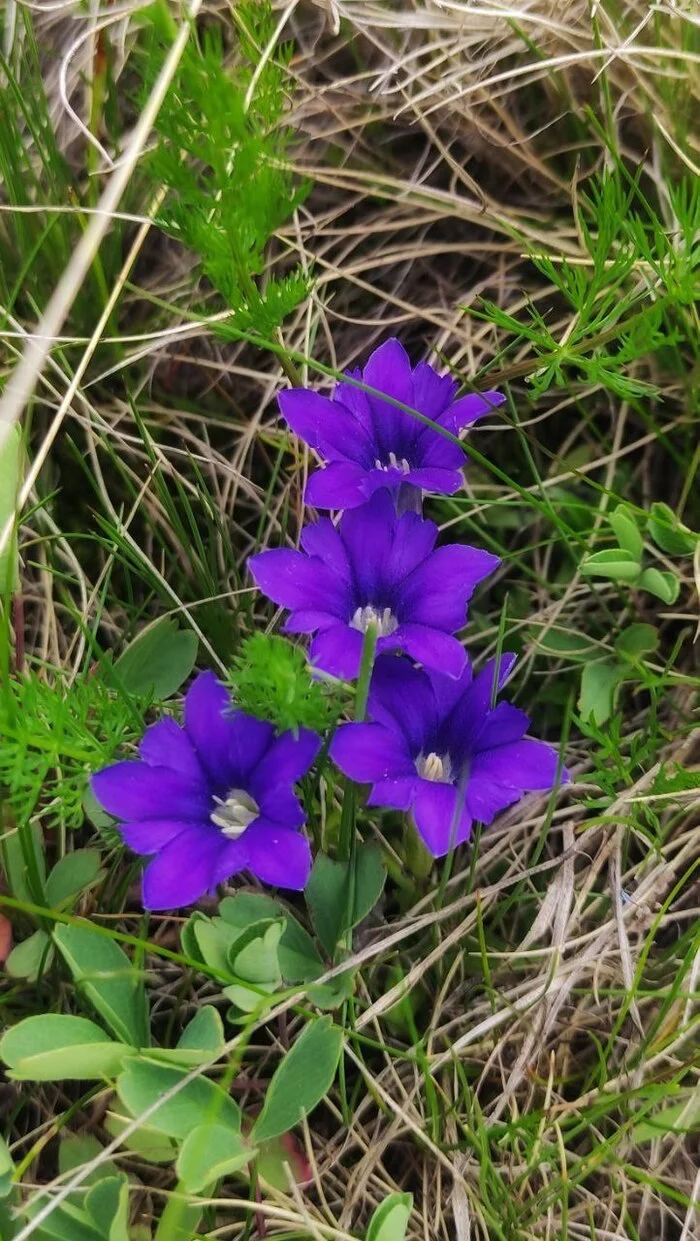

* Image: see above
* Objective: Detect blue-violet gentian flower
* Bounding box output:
[331,655,568,856]
[248,489,499,681]
[279,338,505,510]
[91,672,321,910]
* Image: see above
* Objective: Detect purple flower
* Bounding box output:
[279,338,505,510]
[91,672,320,910]
[330,655,568,856]
[248,490,499,681]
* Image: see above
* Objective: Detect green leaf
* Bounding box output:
[651,763,700,796]
[0,425,22,595]
[25,1198,106,1241]
[579,548,641,582]
[177,1005,225,1055]
[366,1193,414,1241]
[176,1122,252,1192]
[578,660,625,726]
[637,567,680,604]
[226,920,284,1012]
[150,1006,225,1068]
[0,819,45,903]
[0,1015,133,1082]
[5,929,54,982]
[116,1057,240,1139]
[277,917,324,984]
[218,892,286,928]
[0,1134,13,1201]
[193,917,240,974]
[306,844,386,957]
[45,850,104,907]
[252,1017,343,1144]
[615,623,659,662]
[648,502,696,556]
[608,506,643,559]
[104,1110,176,1164]
[53,923,150,1048]
[255,1132,312,1192]
[113,616,198,699]
[180,911,208,964]
[306,966,357,1010]
[58,1136,119,1189]
[631,1096,700,1144]
[529,625,597,662]
[85,1176,131,1241]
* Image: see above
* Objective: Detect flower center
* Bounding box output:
[417,751,453,783]
[210,788,259,838]
[350,604,399,637]
[374,451,411,474]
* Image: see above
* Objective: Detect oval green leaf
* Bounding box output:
[116,1057,241,1139]
[637,567,680,604]
[367,1193,414,1241]
[114,616,198,700]
[608,506,643,559]
[252,1016,343,1144]
[579,548,641,582]
[46,850,104,908]
[176,1122,252,1193]
[0,1014,132,1082]
[5,929,54,982]
[53,923,150,1049]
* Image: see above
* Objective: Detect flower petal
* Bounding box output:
[474,702,530,751]
[244,823,312,890]
[338,491,399,600]
[248,549,350,618]
[300,517,351,579]
[367,656,437,753]
[441,653,517,752]
[282,610,338,635]
[465,774,522,824]
[404,466,462,494]
[362,339,416,456]
[411,360,458,417]
[399,546,500,630]
[412,432,464,471]
[255,788,306,830]
[250,728,321,794]
[226,712,277,784]
[120,818,202,854]
[426,662,473,720]
[305,463,372,511]
[278,389,374,465]
[391,624,467,678]
[412,781,472,856]
[91,763,210,823]
[183,671,239,785]
[141,825,227,910]
[473,740,565,790]
[331,722,414,783]
[309,624,364,680]
[385,508,439,581]
[366,776,419,811]
[139,717,204,782]
[437,390,506,433]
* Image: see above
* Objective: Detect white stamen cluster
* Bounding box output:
[417,751,453,783]
[374,451,411,474]
[350,604,399,637]
[210,789,259,838]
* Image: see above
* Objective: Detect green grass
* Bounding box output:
[1,1,699,1240]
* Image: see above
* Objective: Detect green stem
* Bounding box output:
[338,622,378,865]
[154,1186,204,1241]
